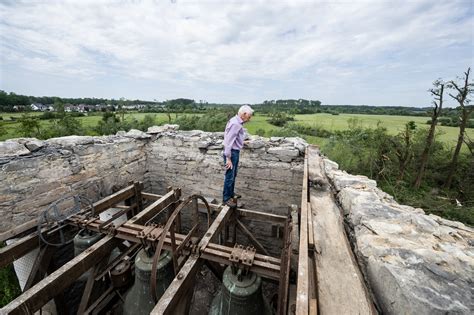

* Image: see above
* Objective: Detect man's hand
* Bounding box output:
[225,159,233,170]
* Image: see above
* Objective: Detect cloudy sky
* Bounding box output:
[0,0,472,106]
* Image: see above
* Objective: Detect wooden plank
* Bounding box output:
[151,205,233,315]
[290,204,299,273]
[277,217,292,315]
[308,202,315,250]
[308,150,375,315]
[2,236,117,314]
[296,147,309,315]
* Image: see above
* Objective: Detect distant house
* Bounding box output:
[30,103,48,111]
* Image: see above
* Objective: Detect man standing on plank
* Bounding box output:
[222,105,254,207]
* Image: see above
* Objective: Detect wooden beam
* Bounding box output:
[0,220,37,243]
[0,232,42,269]
[151,205,233,315]
[2,236,117,314]
[296,147,309,314]
[277,216,292,315]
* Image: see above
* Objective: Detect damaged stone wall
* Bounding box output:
[322,158,473,315]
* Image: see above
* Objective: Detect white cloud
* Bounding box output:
[0,0,472,104]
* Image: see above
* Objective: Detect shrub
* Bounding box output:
[267,112,294,127]
[255,128,266,137]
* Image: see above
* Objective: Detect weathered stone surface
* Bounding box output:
[267,147,300,162]
[147,124,179,133]
[123,129,151,139]
[24,139,45,152]
[0,141,30,157]
[330,169,473,314]
[246,139,266,149]
[47,136,95,147]
[328,170,377,191]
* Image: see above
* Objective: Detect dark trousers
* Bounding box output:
[223,149,240,202]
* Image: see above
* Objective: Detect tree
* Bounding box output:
[414,79,445,189]
[392,121,417,182]
[444,67,473,188]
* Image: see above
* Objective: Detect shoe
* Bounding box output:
[224,199,237,208]
[233,194,242,199]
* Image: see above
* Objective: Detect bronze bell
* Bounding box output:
[209,266,272,315]
[123,249,174,315]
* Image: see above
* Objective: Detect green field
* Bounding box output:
[1,112,472,149]
[246,113,473,148]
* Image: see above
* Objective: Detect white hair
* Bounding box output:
[238,105,254,116]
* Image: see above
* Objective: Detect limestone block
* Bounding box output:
[246,139,265,149]
[147,124,179,134]
[366,254,471,314]
[123,129,151,139]
[47,136,95,147]
[323,158,339,172]
[282,137,308,154]
[0,140,30,157]
[267,147,299,162]
[22,139,45,152]
[330,171,377,191]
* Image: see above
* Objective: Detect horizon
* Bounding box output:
[1,1,473,108]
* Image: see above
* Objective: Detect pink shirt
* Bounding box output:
[223,115,244,158]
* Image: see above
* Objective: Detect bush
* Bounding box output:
[286,123,333,138]
[255,128,266,137]
[267,112,294,127]
[173,112,228,132]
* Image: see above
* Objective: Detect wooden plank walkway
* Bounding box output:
[296,146,375,314]
[308,146,375,314]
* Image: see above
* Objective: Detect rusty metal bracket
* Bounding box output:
[229,244,256,280]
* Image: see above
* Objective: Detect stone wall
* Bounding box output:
[145,129,304,215]
[0,134,148,232]
[0,128,304,235]
[323,158,473,314]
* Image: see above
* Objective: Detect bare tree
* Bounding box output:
[444,67,473,188]
[393,121,416,182]
[414,80,445,189]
